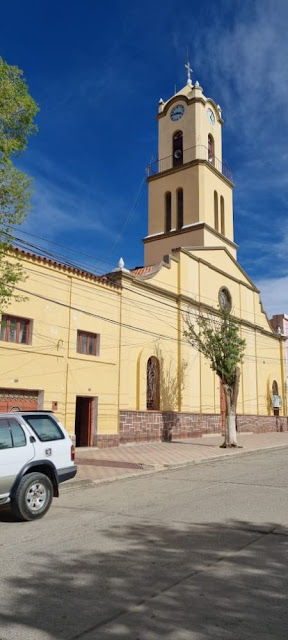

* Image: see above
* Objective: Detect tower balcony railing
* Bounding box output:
[146,145,233,182]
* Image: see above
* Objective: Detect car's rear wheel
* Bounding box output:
[11,472,53,521]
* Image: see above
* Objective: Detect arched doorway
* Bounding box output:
[147,357,160,410]
[272,380,280,416]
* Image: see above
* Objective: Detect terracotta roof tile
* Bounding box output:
[130,264,159,276]
[12,248,120,289]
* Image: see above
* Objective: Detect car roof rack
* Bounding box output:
[8,408,54,413]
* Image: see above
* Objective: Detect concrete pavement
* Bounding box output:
[65,431,288,490]
[2,446,288,639]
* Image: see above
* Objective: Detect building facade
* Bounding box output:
[0,73,286,446]
[270,314,288,415]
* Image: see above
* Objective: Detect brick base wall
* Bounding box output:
[118,410,288,446]
[237,415,288,434]
[119,410,221,445]
[96,434,120,448]
[91,412,288,449]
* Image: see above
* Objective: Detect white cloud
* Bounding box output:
[256,276,288,317]
[178,0,288,299]
[190,2,288,137]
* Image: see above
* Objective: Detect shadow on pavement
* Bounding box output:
[0,518,287,639]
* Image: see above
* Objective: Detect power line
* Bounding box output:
[9,251,284,353]
[16,253,279,344]
[9,281,285,365]
[2,225,280,327]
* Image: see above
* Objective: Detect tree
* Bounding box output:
[184,307,246,447]
[0,57,39,308]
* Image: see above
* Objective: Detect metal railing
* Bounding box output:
[146,145,233,182]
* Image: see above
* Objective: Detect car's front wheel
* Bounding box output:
[11,473,53,521]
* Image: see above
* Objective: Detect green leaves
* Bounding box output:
[0,57,39,159]
[0,257,27,308]
[0,57,38,309]
[184,308,246,387]
[0,160,33,226]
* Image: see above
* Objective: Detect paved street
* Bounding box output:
[1,447,288,639]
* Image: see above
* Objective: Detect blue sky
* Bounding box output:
[1,0,288,316]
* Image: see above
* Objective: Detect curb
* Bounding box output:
[163,442,288,468]
[62,478,95,492]
[61,443,288,493]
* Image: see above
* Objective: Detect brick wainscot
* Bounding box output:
[95,411,288,448]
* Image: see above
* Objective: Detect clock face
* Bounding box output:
[207,108,215,126]
[219,287,232,311]
[170,105,185,121]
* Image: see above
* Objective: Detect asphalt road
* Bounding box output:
[1,448,288,640]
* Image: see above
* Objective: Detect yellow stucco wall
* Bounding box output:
[147,165,200,235]
[0,244,285,442]
[118,247,284,420]
[0,254,121,437]
[147,163,233,241]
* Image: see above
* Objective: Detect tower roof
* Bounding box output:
[158,80,222,123]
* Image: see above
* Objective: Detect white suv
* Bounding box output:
[0,411,77,521]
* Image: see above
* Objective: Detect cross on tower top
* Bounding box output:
[185,61,193,86]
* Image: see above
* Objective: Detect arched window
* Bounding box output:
[272,380,279,395]
[147,357,160,410]
[173,131,183,167]
[272,380,279,416]
[214,191,219,231]
[220,196,225,234]
[177,188,183,229]
[165,192,172,232]
[208,134,215,166]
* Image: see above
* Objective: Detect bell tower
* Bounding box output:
[144,65,237,266]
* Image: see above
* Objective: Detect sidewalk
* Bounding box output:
[63,431,288,491]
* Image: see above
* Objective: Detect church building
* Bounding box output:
[0,68,286,446]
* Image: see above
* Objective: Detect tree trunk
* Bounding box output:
[220,367,241,448]
[226,412,237,446]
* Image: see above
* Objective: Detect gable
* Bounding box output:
[185,246,257,290]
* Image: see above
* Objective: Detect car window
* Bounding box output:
[9,419,26,447]
[22,415,64,442]
[0,419,13,449]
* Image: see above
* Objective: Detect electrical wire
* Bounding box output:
[0,229,283,364]
[3,225,279,328]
